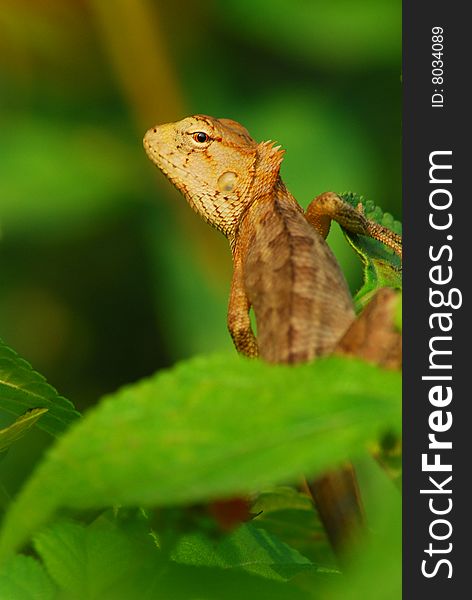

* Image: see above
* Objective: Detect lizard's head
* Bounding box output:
[143,115,284,238]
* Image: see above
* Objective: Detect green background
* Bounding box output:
[0,0,400,503]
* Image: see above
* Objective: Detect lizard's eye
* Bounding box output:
[193,131,209,143]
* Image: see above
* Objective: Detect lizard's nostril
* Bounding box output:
[153,128,157,133]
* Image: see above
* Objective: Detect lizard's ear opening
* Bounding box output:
[256,140,285,175]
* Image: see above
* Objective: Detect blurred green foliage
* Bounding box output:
[0,0,401,597]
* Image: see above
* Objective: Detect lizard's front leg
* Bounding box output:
[227,255,258,358]
[305,191,402,258]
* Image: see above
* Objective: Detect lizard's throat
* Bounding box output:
[185,190,244,238]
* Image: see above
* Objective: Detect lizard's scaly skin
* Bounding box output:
[144,115,354,362]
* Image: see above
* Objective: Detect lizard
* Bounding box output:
[143,114,401,556]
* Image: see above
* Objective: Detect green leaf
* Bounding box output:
[171,522,315,581]
[33,518,311,600]
[0,353,400,560]
[0,408,48,453]
[339,192,402,308]
[33,519,161,600]
[0,338,80,436]
[0,554,56,600]
[252,487,337,568]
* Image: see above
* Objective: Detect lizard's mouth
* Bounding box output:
[143,134,162,166]
[143,138,181,182]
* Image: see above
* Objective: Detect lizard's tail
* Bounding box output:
[306,464,365,558]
